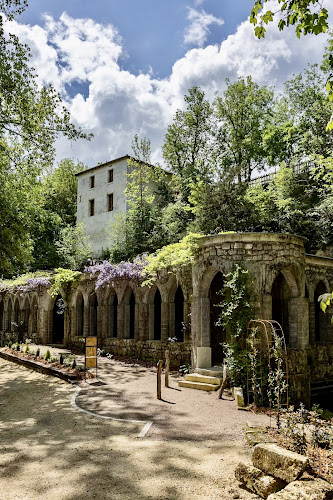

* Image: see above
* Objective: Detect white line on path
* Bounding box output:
[70,383,153,438]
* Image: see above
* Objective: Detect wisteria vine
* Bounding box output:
[84,255,148,290]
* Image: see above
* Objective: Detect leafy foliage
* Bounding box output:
[49,268,81,298]
[55,222,91,270]
[142,233,202,286]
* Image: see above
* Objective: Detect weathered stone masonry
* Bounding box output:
[1,233,333,405]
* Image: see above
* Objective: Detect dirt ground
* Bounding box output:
[0,350,271,499]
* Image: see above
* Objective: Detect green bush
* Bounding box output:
[24,345,30,354]
[44,349,51,361]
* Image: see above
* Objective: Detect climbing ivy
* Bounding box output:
[216,264,255,337]
[142,233,202,286]
[49,268,81,298]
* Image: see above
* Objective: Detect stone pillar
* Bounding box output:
[161,302,169,342]
[168,302,175,339]
[148,303,154,340]
[138,302,147,341]
[309,302,315,345]
[289,297,309,349]
[117,303,125,339]
[123,304,130,339]
[39,308,48,344]
[83,305,89,337]
[97,304,106,342]
[184,301,191,342]
[201,297,210,347]
[262,294,272,320]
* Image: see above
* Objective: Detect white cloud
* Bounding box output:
[3,2,333,168]
[184,7,224,47]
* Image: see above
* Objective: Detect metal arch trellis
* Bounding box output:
[246,319,289,427]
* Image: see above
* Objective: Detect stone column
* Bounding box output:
[137,302,147,341]
[168,302,175,339]
[148,303,154,340]
[39,308,49,344]
[201,296,211,347]
[261,294,272,320]
[97,304,106,342]
[184,301,191,342]
[117,303,125,339]
[123,304,130,339]
[289,297,309,349]
[308,302,315,345]
[161,302,169,342]
[83,305,89,337]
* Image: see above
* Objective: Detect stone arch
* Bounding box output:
[52,294,65,344]
[314,280,328,344]
[88,291,98,337]
[76,290,84,337]
[107,288,118,338]
[267,266,300,298]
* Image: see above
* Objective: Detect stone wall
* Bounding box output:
[102,339,192,370]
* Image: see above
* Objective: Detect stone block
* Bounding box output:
[267,478,333,499]
[234,386,245,407]
[196,346,211,368]
[252,444,308,483]
[235,462,286,499]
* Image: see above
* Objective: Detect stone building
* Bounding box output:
[76,155,172,257]
[1,233,333,406]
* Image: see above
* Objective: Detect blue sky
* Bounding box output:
[7,0,333,166]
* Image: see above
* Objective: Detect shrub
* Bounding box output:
[44,349,51,361]
[59,354,64,365]
[36,348,40,357]
[24,345,30,354]
[16,344,20,352]
[7,340,12,348]
[72,359,76,369]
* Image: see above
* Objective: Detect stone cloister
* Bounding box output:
[1,233,333,404]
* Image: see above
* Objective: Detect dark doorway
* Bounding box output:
[154,289,162,340]
[209,272,225,365]
[113,294,118,338]
[314,281,326,343]
[175,286,184,341]
[129,291,135,339]
[52,295,64,344]
[76,292,84,336]
[272,273,290,345]
[89,293,98,337]
[7,300,12,332]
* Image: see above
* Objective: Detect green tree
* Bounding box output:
[249,0,333,125]
[214,76,275,183]
[0,1,91,275]
[55,223,91,270]
[163,86,214,203]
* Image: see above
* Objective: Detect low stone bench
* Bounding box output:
[267,478,333,499]
[252,443,309,483]
[235,462,286,499]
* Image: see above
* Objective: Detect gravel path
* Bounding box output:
[0,354,270,499]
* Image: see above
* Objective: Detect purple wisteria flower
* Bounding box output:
[84,255,147,290]
[17,277,51,295]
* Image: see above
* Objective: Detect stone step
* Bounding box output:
[185,373,222,385]
[178,380,220,391]
[195,366,223,379]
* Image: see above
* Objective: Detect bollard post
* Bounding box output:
[165,350,170,388]
[157,359,163,400]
